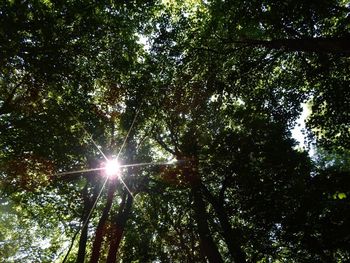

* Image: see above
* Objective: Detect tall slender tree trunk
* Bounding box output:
[191,184,224,263]
[106,191,133,263]
[90,181,117,263]
[180,155,224,263]
[202,185,247,263]
[76,177,98,263]
[76,219,89,263]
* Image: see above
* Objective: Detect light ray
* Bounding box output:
[113,107,142,198]
[118,176,134,199]
[116,107,141,160]
[54,160,182,177]
[120,160,179,168]
[66,107,108,161]
[61,176,108,263]
[60,104,141,262]
[82,176,109,229]
[83,131,108,161]
[54,167,104,177]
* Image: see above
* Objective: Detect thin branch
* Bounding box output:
[219,175,230,203]
[164,118,180,152]
[153,134,177,156]
[0,78,25,115]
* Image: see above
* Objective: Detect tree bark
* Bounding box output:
[90,181,117,263]
[191,184,224,263]
[76,177,98,263]
[106,191,133,263]
[76,220,89,263]
[201,184,247,263]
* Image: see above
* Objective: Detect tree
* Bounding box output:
[1,0,349,262]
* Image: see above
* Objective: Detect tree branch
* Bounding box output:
[0,79,24,115]
[153,133,177,156]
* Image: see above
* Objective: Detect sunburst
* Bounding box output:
[61,104,180,262]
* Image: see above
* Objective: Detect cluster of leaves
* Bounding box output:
[1,0,349,262]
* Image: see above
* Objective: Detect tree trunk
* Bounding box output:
[201,185,247,263]
[90,181,117,263]
[76,177,98,263]
[106,191,133,263]
[76,220,89,263]
[191,184,224,263]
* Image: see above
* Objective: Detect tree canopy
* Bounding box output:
[1,0,349,262]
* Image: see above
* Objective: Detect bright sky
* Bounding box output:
[291,103,315,156]
[291,103,308,146]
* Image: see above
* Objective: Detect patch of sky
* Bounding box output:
[291,102,315,156]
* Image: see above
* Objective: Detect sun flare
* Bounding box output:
[104,159,121,178]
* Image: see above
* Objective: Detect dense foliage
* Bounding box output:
[1,0,349,262]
